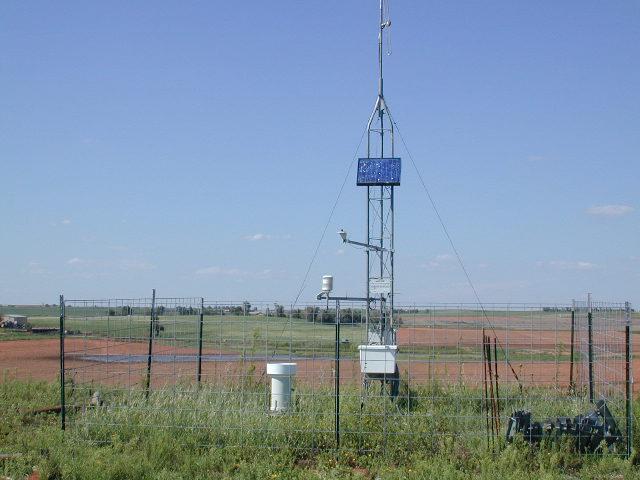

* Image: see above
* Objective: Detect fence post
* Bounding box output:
[145,289,156,399]
[625,301,632,459]
[587,293,594,403]
[335,300,341,452]
[569,299,575,393]
[59,294,66,431]
[197,297,204,385]
[289,303,293,361]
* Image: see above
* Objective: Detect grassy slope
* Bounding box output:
[1,378,640,479]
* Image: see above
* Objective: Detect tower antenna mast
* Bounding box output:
[365,0,395,346]
[321,0,400,396]
[336,0,400,396]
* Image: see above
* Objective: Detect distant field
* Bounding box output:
[2,306,638,363]
[0,314,593,361]
[2,308,636,393]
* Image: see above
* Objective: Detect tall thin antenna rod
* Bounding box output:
[379,0,383,97]
[378,0,390,98]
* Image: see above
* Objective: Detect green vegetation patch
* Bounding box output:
[1,378,639,479]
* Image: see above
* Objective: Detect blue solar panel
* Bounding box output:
[357,158,401,186]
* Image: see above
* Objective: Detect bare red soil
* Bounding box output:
[1,329,636,393]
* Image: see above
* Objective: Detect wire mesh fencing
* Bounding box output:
[575,298,633,455]
[59,295,633,457]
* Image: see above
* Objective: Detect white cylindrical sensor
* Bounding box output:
[266,362,297,413]
[321,275,333,293]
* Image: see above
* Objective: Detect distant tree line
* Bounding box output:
[103,303,450,319]
[289,307,364,324]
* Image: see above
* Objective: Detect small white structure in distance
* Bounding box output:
[358,344,398,374]
[266,362,297,413]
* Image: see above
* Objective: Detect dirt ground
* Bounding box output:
[2,328,636,393]
[397,326,633,351]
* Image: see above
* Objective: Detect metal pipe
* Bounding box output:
[318,295,372,302]
[625,301,632,458]
[569,299,575,393]
[493,337,500,433]
[486,336,496,445]
[197,297,204,385]
[378,0,384,98]
[366,186,370,339]
[390,186,394,334]
[482,330,490,449]
[343,237,392,252]
[145,289,156,399]
[59,294,65,431]
[335,300,341,451]
[379,120,384,342]
[587,293,594,403]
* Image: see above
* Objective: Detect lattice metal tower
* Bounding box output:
[363,0,397,346]
[335,0,400,393]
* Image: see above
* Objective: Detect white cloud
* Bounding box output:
[243,233,292,241]
[537,260,597,271]
[244,233,272,241]
[63,257,153,277]
[574,261,596,270]
[422,253,455,269]
[51,218,72,227]
[335,249,345,256]
[586,205,634,217]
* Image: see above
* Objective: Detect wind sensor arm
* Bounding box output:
[338,229,393,253]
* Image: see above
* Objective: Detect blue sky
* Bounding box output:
[1,1,638,305]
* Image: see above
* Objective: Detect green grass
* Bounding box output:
[0,305,60,317]
[0,329,37,341]
[1,376,640,479]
